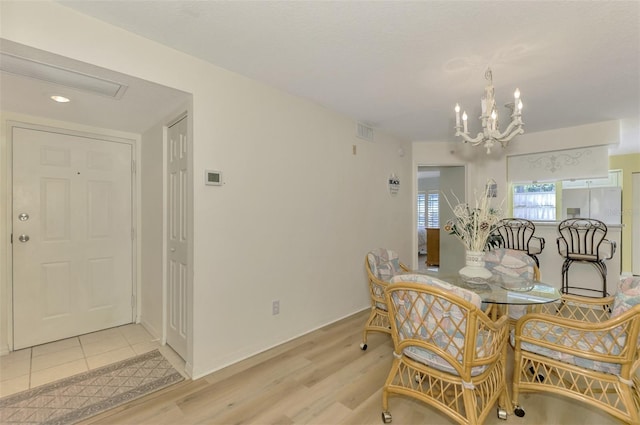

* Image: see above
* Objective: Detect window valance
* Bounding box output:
[507,145,609,183]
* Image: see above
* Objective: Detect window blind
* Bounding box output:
[417,193,426,228]
[507,145,609,183]
[427,191,439,228]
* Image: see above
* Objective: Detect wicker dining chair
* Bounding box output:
[361,249,410,350]
[490,218,545,268]
[511,275,640,424]
[382,274,510,425]
[557,218,616,297]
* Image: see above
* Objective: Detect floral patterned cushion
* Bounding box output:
[367,249,403,310]
[367,249,402,281]
[611,275,640,346]
[389,274,488,376]
[485,248,535,320]
[484,248,534,280]
[612,276,640,318]
[515,277,640,376]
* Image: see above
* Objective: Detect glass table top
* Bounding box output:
[415,270,561,305]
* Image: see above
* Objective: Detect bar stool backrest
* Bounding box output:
[557,218,608,261]
[492,218,537,252]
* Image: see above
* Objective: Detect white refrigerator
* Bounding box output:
[562,187,622,225]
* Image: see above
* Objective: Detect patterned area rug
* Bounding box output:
[0,349,184,425]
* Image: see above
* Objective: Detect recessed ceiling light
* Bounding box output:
[51,95,70,103]
[1,53,127,99]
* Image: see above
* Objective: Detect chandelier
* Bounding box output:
[454,68,524,154]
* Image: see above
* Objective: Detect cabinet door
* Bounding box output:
[426,228,440,266]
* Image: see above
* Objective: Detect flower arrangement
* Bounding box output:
[443,182,504,252]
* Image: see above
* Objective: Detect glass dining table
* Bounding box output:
[417,270,562,307]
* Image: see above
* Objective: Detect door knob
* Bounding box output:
[18,213,29,221]
[170,248,176,252]
[18,234,30,243]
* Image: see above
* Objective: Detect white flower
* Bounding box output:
[442,180,504,252]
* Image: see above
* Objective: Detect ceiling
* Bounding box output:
[2,1,639,142]
[0,39,190,134]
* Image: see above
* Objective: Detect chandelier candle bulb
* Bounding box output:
[514,89,522,116]
[462,111,468,133]
[455,104,460,127]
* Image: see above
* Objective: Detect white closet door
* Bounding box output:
[166,116,189,360]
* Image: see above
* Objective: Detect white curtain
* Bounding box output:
[513,192,556,220]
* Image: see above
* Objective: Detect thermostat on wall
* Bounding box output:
[205,170,223,186]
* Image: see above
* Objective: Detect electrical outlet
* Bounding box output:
[272,300,280,315]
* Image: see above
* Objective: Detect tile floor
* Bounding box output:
[0,324,186,398]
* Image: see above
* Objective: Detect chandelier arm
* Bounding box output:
[496,127,525,147]
[493,118,523,141]
[455,130,486,146]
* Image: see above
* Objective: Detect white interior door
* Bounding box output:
[166,116,189,360]
[12,126,133,349]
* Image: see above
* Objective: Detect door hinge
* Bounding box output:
[10,233,13,244]
[131,160,136,174]
[131,228,135,240]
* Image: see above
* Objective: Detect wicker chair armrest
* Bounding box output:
[538,294,615,322]
[515,307,640,361]
[399,262,410,272]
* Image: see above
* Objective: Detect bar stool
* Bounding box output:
[556,218,616,297]
[490,218,545,268]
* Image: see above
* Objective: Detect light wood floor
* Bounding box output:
[80,310,623,425]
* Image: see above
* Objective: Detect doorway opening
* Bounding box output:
[416,165,466,274]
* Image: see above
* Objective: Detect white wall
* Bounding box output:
[0,1,412,378]
[417,175,438,193]
[139,122,164,339]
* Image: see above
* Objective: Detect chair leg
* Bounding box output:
[589,260,608,297]
[512,349,524,414]
[381,358,401,423]
[561,259,572,294]
[361,307,391,350]
[361,307,376,350]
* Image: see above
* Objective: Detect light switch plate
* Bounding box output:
[205,169,223,186]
